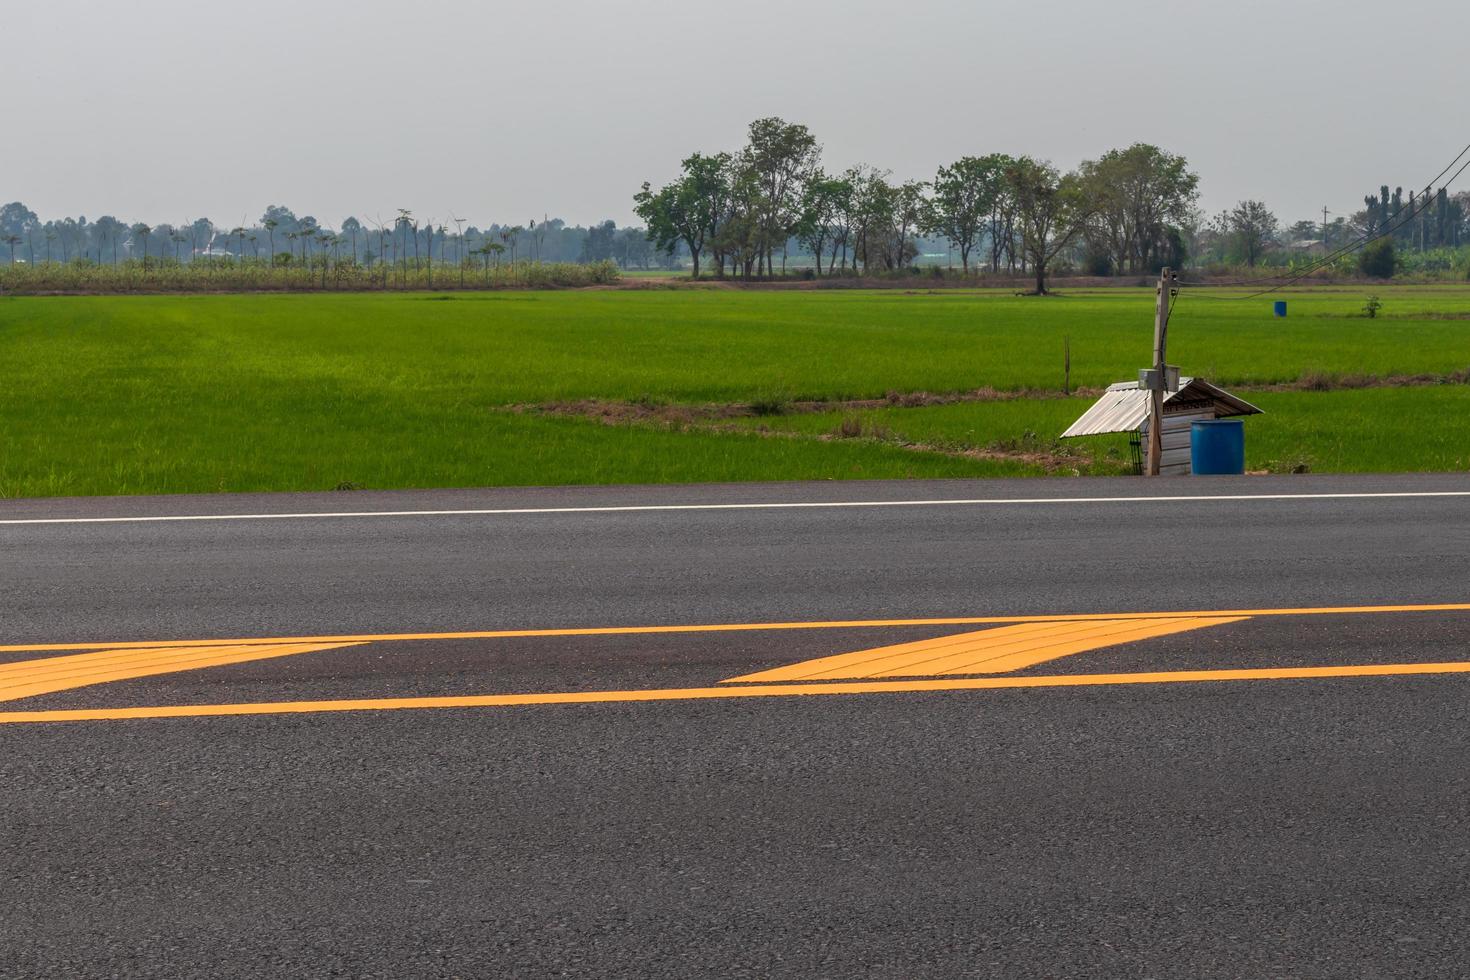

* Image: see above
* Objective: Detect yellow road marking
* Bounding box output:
[723,616,1247,682]
[3,602,1468,655]
[0,642,364,703]
[3,660,1469,725]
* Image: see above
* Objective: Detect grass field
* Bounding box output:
[1,286,1467,497]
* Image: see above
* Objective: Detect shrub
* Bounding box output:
[1082,248,1113,276]
[1358,238,1396,279]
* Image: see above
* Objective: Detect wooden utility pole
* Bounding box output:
[1145,267,1174,476]
[1321,206,1331,247]
[1063,335,1071,396]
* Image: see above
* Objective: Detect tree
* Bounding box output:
[1358,237,1396,278]
[1286,219,1319,244]
[1226,200,1277,267]
[1005,157,1088,295]
[634,152,731,279]
[0,204,40,267]
[189,218,213,261]
[886,180,927,270]
[1078,144,1198,275]
[2,234,19,265]
[93,215,125,265]
[501,225,522,265]
[477,241,505,275]
[131,223,152,268]
[394,210,413,280]
[715,157,768,278]
[262,217,279,263]
[579,221,617,263]
[925,155,1008,274]
[968,155,1021,272]
[297,219,318,266]
[743,117,820,275]
[342,217,361,265]
[823,171,858,274]
[794,172,847,276]
[846,166,891,274]
[0,203,39,242]
[59,217,79,262]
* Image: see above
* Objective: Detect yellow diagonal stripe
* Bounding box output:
[0,641,366,703]
[722,617,1247,683]
[1,603,1466,655]
[5,659,1470,725]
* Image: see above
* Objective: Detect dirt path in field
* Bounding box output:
[499,369,1469,476]
[504,389,1116,474]
[510,384,1108,427]
[512,370,1470,427]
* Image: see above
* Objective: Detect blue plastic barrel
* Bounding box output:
[1191,420,1245,475]
[1273,301,1287,317]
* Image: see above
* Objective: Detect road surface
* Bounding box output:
[4,473,1470,977]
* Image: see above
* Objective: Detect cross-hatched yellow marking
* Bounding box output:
[0,641,366,703]
[722,616,1248,683]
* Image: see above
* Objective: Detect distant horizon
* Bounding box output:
[5,147,1464,238]
[9,0,1464,231]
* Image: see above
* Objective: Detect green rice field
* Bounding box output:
[1,286,1467,497]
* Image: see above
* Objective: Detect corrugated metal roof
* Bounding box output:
[1060,377,1263,438]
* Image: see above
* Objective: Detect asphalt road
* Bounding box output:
[4,473,1470,978]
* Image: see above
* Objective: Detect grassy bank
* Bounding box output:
[0,287,1466,496]
[729,387,1470,475]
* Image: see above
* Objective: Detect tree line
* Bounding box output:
[636,117,1470,287]
[0,204,679,274]
[7,122,1470,287]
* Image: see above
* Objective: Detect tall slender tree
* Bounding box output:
[743,117,820,276]
[1005,158,1088,295]
[132,223,152,269]
[925,156,1009,274]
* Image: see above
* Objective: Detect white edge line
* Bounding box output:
[0,491,1467,526]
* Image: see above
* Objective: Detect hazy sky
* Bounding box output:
[7,0,1464,230]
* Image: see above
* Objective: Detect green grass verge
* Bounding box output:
[0,410,1051,498]
[3,287,1468,404]
[729,386,1470,475]
[1,288,1467,496]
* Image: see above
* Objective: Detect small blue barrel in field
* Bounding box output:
[1273,301,1287,317]
[1191,420,1246,475]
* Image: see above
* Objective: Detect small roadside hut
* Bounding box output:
[1061,377,1263,475]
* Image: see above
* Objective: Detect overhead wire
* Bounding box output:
[1185,139,1470,287]
[1234,153,1470,299]
[1175,138,1470,294]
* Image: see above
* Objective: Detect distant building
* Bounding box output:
[1287,239,1330,256]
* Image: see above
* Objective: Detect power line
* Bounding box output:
[1253,139,1470,284]
[1177,138,1470,292]
[1235,154,1470,299]
[1181,174,1456,297]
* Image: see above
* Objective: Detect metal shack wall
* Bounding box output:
[1142,407,1217,476]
